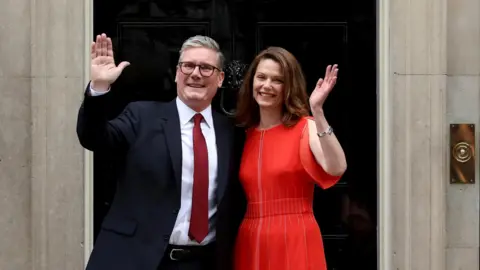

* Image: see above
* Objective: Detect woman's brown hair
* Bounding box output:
[236,47,310,128]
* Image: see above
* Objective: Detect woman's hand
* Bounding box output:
[309,64,338,113]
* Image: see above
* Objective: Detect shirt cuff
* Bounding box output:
[90,85,110,96]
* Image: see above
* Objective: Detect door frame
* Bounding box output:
[82,0,392,268]
[377,0,391,268]
[83,0,94,265]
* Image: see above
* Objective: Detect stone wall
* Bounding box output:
[0,0,31,268]
[388,0,447,268]
[446,0,480,268]
[387,0,480,268]
[0,0,87,269]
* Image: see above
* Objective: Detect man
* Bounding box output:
[77,33,245,270]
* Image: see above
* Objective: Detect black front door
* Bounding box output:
[93,1,377,269]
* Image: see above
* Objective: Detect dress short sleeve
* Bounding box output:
[299,119,341,189]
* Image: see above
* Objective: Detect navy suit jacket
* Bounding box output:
[77,87,246,270]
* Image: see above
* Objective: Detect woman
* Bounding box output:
[233,47,347,270]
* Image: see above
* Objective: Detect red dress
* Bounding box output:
[233,117,341,270]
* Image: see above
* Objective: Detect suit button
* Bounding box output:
[172,209,179,214]
[164,235,170,241]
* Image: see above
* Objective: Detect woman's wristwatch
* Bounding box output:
[317,126,333,138]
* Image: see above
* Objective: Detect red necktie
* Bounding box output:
[189,113,209,243]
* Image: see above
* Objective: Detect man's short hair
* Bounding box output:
[179,35,225,70]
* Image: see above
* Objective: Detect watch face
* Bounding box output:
[328,126,333,134]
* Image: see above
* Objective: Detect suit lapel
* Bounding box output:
[163,100,183,196]
[213,112,231,203]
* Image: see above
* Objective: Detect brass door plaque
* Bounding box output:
[450,124,475,184]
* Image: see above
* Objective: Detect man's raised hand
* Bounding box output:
[90,33,130,91]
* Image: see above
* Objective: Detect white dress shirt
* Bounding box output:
[90,87,218,246]
[172,97,218,245]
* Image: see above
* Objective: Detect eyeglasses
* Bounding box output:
[178,62,221,77]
